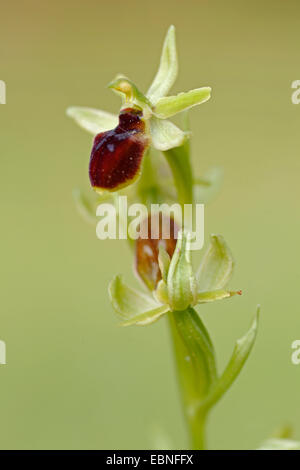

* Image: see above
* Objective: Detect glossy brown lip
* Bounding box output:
[89,107,149,191]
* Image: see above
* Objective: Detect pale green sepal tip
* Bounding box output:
[153,87,211,119]
[66,106,118,135]
[196,289,241,304]
[109,274,159,320]
[197,234,234,292]
[150,117,187,151]
[147,25,178,104]
[119,304,170,327]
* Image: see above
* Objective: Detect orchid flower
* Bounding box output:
[67,26,211,193]
[109,214,241,327]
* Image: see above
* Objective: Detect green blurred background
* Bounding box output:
[1,0,300,450]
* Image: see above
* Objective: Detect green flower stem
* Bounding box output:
[189,409,207,451]
[164,129,213,449]
[168,308,216,450]
[163,142,193,207]
[163,112,194,207]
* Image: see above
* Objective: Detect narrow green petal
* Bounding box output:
[66,107,118,135]
[147,25,178,104]
[150,117,186,151]
[197,235,234,291]
[109,275,159,321]
[197,289,241,304]
[154,87,211,119]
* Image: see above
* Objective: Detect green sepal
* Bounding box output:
[150,116,187,151]
[120,304,170,327]
[147,25,178,104]
[66,107,118,135]
[197,289,241,304]
[109,275,168,326]
[197,235,234,292]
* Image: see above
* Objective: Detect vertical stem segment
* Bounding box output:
[163,130,216,448]
[164,147,193,206]
[168,308,217,450]
[189,410,207,450]
[163,113,194,207]
[164,136,193,206]
[164,134,214,449]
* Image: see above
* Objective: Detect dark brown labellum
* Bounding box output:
[135,213,179,291]
[89,107,149,192]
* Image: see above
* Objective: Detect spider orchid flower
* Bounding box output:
[67,26,211,193]
[109,214,241,327]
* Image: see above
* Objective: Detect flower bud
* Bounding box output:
[135,213,178,291]
[167,231,198,311]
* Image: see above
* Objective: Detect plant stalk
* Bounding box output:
[168,309,215,450]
